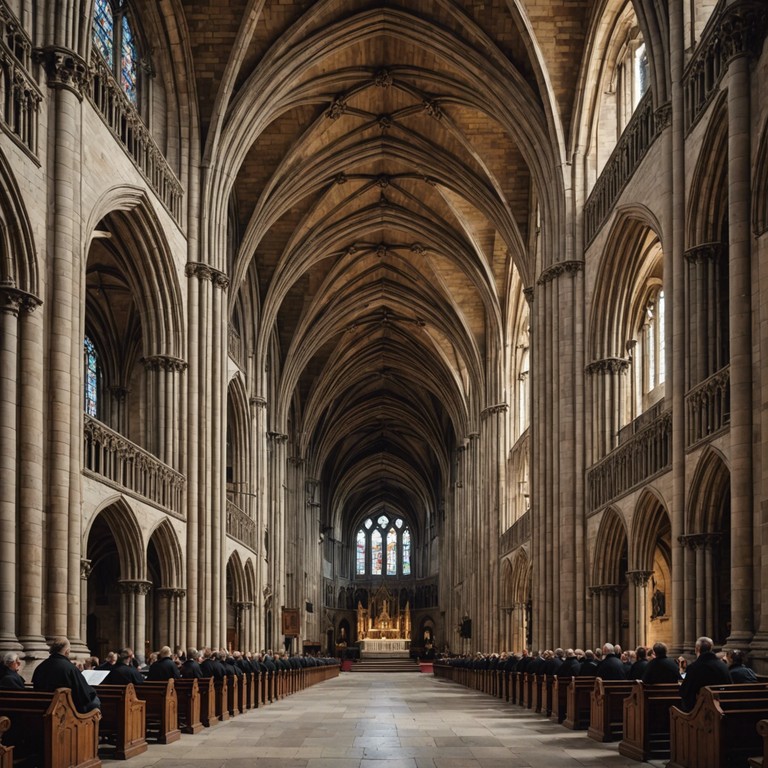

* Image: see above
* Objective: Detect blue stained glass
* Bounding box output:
[356,530,366,575]
[84,337,99,417]
[386,529,397,575]
[371,530,382,575]
[402,529,411,575]
[93,0,114,68]
[120,13,138,104]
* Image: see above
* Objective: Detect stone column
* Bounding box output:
[142,356,187,469]
[251,395,267,649]
[119,580,151,663]
[37,47,88,642]
[722,1,757,649]
[267,431,288,650]
[79,559,91,648]
[18,295,47,660]
[626,570,653,647]
[0,290,22,653]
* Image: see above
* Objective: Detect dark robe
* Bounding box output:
[146,656,181,681]
[0,667,26,689]
[595,654,627,680]
[32,652,100,713]
[679,651,731,711]
[181,659,203,678]
[641,656,680,685]
[102,660,145,686]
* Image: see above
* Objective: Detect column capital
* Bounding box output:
[654,102,672,131]
[537,260,584,285]
[142,354,188,373]
[684,242,724,264]
[34,46,88,99]
[185,262,228,288]
[80,559,92,580]
[250,396,268,409]
[481,403,508,419]
[118,579,153,596]
[626,569,654,587]
[0,286,41,316]
[267,431,288,443]
[719,0,768,63]
[678,532,723,550]
[523,286,534,304]
[585,357,631,375]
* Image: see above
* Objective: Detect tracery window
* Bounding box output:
[355,514,412,577]
[83,336,100,417]
[92,0,139,105]
[641,287,665,399]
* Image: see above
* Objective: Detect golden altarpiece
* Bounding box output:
[357,586,412,656]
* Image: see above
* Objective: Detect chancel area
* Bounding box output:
[0,0,767,683]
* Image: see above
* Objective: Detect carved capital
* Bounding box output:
[523,286,534,305]
[654,102,672,131]
[719,0,768,62]
[80,559,92,580]
[142,355,188,373]
[267,431,288,443]
[185,262,211,281]
[684,242,723,265]
[537,260,584,285]
[481,403,509,419]
[34,46,88,98]
[585,357,631,375]
[250,395,268,409]
[626,569,654,587]
[118,579,153,596]
[678,532,723,550]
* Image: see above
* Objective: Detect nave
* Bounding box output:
[130,673,657,768]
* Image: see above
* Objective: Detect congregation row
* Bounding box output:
[0,636,340,767]
[440,637,757,712]
[435,637,768,768]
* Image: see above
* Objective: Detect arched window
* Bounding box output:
[92,0,140,105]
[641,287,665,400]
[83,336,100,417]
[355,514,412,577]
[517,344,530,438]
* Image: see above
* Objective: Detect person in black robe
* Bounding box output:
[628,646,649,679]
[102,648,145,685]
[679,636,730,711]
[0,653,26,689]
[642,642,680,685]
[146,646,181,681]
[32,637,100,713]
[181,648,203,678]
[595,643,627,680]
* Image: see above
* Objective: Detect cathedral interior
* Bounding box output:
[0,0,767,671]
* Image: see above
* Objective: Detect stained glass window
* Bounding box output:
[120,13,138,104]
[84,337,99,417]
[402,528,411,575]
[92,1,139,106]
[371,530,382,575]
[378,514,388,528]
[386,528,397,575]
[356,530,366,575]
[364,518,372,529]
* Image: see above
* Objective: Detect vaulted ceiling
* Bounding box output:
[180,0,593,540]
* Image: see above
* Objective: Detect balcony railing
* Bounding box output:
[0,1,41,156]
[685,365,730,449]
[587,408,671,511]
[500,509,531,555]
[226,499,257,551]
[83,414,185,516]
[87,53,183,222]
[583,89,660,245]
[617,399,665,446]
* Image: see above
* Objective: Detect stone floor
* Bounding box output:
[119,673,661,768]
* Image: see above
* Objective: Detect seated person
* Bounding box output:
[181,648,203,678]
[102,647,145,685]
[679,636,730,711]
[146,646,181,681]
[642,641,680,684]
[32,637,100,713]
[727,649,758,683]
[0,652,25,689]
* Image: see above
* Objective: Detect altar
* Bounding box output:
[357,586,412,658]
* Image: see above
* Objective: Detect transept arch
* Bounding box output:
[590,508,629,647]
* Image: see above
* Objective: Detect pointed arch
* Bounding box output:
[592,507,628,585]
[86,497,145,580]
[753,117,768,236]
[0,151,39,297]
[686,93,728,246]
[687,447,731,534]
[226,551,247,604]
[630,488,671,572]
[146,518,184,587]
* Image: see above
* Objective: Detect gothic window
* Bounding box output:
[92,0,140,105]
[517,344,530,437]
[83,336,100,418]
[371,530,382,575]
[354,514,412,577]
[642,287,665,399]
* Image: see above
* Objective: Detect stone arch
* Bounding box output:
[686,448,731,644]
[226,551,247,650]
[592,507,628,585]
[753,117,768,236]
[84,498,146,659]
[146,519,184,651]
[226,374,252,516]
[686,93,729,246]
[591,507,629,648]
[0,151,38,296]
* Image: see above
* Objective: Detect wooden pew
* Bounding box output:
[550,676,571,724]
[618,681,680,761]
[0,716,13,768]
[237,672,248,712]
[748,718,768,768]
[587,678,635,742]
[214,676,229,721]
[669,683,768,768]
[543,675,555,716]
[196,677,219,728]
[531,674,544,713]
[564,677,595,729]
[0,687,101,768]
[96,683,147,759]
[138,680,181,744]
[225,675,240,718]
[173,678,203,734]
[521,672,533,709]
[245,672,258,709]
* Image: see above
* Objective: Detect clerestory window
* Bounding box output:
[93,0,139,105]
[83,336,100,417]
[355,514,411,577]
